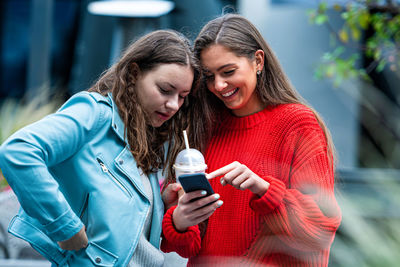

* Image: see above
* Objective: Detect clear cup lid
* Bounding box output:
[173,148,207,172]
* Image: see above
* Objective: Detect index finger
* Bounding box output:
[206,162,237,179]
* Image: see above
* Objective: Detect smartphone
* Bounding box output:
[178,173,214,196]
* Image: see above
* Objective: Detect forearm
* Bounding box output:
[0,143,84,241]
[161,206,202,258]
[0,93,101,241]
[250,169,341,251]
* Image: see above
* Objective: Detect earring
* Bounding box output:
[257,70,261,75]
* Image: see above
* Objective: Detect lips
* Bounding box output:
[156,111,171,121]
[221,88,239,98]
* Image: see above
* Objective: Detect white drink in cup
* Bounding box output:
[174,130,212,196]
[173,148,207,183]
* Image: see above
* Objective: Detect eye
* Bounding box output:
[159,86,171,95]
[223,69,235,76]
[179,92,190,99]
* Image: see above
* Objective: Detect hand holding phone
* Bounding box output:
[173,174,222,232]
[172,135,222,232]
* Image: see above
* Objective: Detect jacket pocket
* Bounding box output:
[85,241,118,266]
[78,193,89,226]
[96,157,132,198]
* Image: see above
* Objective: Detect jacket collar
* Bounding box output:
[108,93,126,143]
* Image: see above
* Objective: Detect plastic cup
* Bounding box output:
[173,148,207,182]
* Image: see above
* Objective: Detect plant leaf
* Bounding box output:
[339,29,349,43]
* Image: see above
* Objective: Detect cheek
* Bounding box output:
[141,94,159,112]
[244,76,257,93]
[148,92,163,104]
[206,82,218,95]
[206,80,213,90]
[178,98,185,108]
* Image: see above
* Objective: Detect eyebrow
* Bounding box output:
[162,82,190,93]
[159,82,176,90]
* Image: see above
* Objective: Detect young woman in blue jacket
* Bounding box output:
[0,30,199,266]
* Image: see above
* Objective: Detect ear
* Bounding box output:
[129,62,141,82]
[254,49,265,72]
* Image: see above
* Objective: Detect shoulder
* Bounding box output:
[267,103,326,142]
[272,103,315,120]
[271,103,320,129]
[58,91,111,111]
[55,92,113,132]
[59,91,111,117]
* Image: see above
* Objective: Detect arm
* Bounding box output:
[250,126,341,252]
[0,92,105,244]
[161,206,201,257]
[207,126,341,252]
[161,190,223,257]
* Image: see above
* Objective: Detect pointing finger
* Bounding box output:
[206,162,239,179]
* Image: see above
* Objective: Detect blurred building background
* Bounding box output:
[1,0,399,266]
[3,0,398,169]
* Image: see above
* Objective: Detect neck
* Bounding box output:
[231,102,266,117]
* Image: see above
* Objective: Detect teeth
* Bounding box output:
[222,88,237,97]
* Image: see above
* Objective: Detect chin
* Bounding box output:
[152,121,164,128]
[225,102,241,110]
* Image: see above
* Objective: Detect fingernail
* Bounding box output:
[201,190,207,195]
[220,178,225,185]
[214,194,220,200]
[217,200,223,206]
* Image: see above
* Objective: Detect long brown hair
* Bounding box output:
[191,13,336,165]
[89,30,200,177]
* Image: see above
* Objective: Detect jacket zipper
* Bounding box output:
[97,158,132,197]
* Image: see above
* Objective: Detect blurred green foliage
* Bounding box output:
[308,0,400,86]
[0,89,60,192]
[331,169,400,266]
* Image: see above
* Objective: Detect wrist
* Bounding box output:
[172,208,188,232]
[255,180,270,197]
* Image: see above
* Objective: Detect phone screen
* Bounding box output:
[178,173,214,196]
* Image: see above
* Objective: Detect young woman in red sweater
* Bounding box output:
[161,14,342,266]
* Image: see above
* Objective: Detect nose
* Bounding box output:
[165,95,180,112]
[213,76,227,92]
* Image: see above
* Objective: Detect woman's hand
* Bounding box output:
[206,161,270,197]
[162,183,183,210]
[172,190,223,232]
[57,226,88,251]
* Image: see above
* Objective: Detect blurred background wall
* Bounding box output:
[1,0,399,171]
[0,0,362,169]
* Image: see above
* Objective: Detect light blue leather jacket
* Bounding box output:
[0,92,164,266]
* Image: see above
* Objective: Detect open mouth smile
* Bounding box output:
[222,88,239,98]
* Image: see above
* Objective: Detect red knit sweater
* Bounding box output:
[162,104,342,266]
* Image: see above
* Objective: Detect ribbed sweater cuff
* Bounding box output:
[250,177,286,214]
[162,206,200,245]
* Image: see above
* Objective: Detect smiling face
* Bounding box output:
[136,63,194,127]
[200,44,265,117]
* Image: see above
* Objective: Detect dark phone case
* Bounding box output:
[178,173,214,195]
